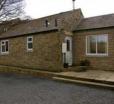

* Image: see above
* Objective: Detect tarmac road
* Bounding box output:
[0,73,113,104]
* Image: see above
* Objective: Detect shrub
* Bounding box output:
[79,59,90,66]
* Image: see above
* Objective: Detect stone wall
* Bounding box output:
[73,28,114,71]
[0,31,62,72]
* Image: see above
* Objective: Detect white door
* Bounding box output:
[62,37,73,66]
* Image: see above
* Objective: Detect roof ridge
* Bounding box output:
[30,8,82,21]
[84,13,114,20]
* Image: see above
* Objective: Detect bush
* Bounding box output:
[79,59,90,66]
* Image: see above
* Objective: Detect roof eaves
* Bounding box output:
[0,28,58,40]
[73,25,114,32]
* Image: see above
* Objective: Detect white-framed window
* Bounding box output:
[1,40,9,54]
[27,36,33,51]
[86,34,108,56]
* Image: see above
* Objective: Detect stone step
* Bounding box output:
[54,73,114,85]
[53,77,114,90]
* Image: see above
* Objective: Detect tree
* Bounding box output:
[0,0,24,22]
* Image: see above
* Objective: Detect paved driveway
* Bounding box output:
[0,73,113,104]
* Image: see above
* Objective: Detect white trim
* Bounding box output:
[1,40,9,55]
[27,36,33,52]
[86,34,108,56]
[86,53,108,57]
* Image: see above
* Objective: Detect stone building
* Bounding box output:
[0,8,114,71]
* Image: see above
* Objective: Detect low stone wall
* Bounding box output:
[0,65,57,78]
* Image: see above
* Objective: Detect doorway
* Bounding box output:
[62,37,73,66]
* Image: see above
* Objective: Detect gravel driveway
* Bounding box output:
[0,73,113,104]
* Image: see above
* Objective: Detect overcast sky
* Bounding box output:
[25,0,114,19]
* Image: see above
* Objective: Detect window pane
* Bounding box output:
[6,41,9,52]
[87,37,90,53]
[2,45,5,52]
[28,37,32,41]
[55,19,58,27]
[87,36,96,53]
[97,35,107,54]
[2,41,5,45]
[66,40,70,51]
[28,43,33,49]
[45,20,49,27]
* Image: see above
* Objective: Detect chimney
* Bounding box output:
[72,0,75,10]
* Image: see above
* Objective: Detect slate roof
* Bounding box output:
[0,19,58,39]
[0,9,81,39]
[75,13,114,31]
[1,9,114,39]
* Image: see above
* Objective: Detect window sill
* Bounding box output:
[86,53,108,57]
[27,49,33,52]
[1,52,9,55]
